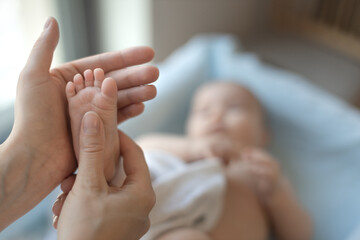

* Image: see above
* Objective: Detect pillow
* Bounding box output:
[123,34,360,240]
[121,36,213,136]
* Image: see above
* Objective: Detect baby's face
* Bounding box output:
[187,82,267,147]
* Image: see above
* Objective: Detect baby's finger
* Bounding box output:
[250,163,274,176]
[251,149,274,162]
[257,178,271,194]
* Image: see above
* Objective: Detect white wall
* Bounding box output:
[94,0,269,60]
[152,0,270,61]
[96,0,153,52]
[0,0,62,111]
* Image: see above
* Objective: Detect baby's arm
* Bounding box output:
[243,149,313,240]
[137,134,237,163]
[137,134,195,162]
[264,179,313,240]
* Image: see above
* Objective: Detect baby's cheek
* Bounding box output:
[188,120,207,137]
[233,131,260,147]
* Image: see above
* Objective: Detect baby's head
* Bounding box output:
[186,81,268,147]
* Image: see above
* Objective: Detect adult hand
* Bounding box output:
[0,17,157,230]
[53,111,155,240]
[15,16,157,178]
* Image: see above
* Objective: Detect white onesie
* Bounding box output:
[141,150,226,240]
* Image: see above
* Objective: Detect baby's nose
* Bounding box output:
[209,108,224,123]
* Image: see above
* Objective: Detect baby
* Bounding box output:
[138,82,313,240]
[65,70,312,239]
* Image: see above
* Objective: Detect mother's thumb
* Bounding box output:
[76,111,107,190]
[23,17,59,73]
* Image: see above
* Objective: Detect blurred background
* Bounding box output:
[1,0,360,143]
[0,0,359,239]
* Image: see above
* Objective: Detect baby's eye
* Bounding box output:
[193,107,212,117]
[196,108,209,115]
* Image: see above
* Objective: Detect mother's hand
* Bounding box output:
[0,17,157,229]
[54,112,155,240]
[12,17,158,183]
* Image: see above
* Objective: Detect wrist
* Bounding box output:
[262,177,291,206]
[0,135,34,229]
[0,133,62,230]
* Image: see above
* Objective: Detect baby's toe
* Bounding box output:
[65,82,76,99]
[94,68,105,88]
[73,73,85,93]
[84,69,94,87]
[101,77,118,102]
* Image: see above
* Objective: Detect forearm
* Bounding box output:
[0,136,60,230]
[137,134,194,162]
[264,179,313,240]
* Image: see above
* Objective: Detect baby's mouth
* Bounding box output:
[207,124,225,134]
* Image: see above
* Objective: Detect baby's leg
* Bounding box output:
[157,228,211,240]
[66,68,120,181]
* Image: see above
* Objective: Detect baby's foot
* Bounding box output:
[66,68,119,181]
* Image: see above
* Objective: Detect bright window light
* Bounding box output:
[0,0,26,111]
[0,0,62,112]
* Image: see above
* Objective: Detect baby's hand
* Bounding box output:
[190,136,240,164]
[242,148,283,200]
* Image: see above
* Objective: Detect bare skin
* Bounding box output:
[0,17,158,231]
[139,82,312,240]
[52,68,155,231]
[158,228,211,240]
[209,166,269,240]
[66,68,119,181]
[56,112,155,240]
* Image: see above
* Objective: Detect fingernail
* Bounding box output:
[52,215,58,229]
[43,17,52,30]
[53,197,60,204]
[83,112,100,135]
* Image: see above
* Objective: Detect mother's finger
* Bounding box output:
[76,112,107,192]
[117,85,157,109]
[52,193,67,218]
[106,65,159,90]
[117,131,152,187]
[53,215,59,229]
[52,47,155,82]
[60,174,76,193]
[117,103,145,124]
